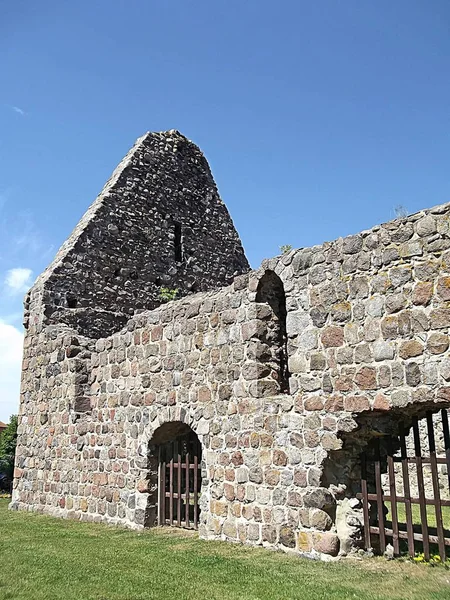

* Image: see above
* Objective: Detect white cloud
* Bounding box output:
[12,106,25,116]
[0,321,23,421]
[5,267,33,295]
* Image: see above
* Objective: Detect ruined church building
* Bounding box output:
[12,131,450,559]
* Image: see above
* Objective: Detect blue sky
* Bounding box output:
[0,0,449,420]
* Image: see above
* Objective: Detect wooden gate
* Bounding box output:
[157,430,202,529]
[359,409,450,561]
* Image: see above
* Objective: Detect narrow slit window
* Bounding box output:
[174,222,183,262]
[66,294,78,308]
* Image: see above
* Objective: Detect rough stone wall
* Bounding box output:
[12,131,450,560]
[24,130,249,338]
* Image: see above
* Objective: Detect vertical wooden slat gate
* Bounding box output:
[157,431,201,529]
[359,409,450,561]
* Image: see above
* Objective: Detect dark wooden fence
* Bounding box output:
[358,409,450,561]
[157,431,202,529]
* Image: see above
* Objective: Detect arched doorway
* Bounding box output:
[149,421,202,530]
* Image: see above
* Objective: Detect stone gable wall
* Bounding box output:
[24,131,249,338]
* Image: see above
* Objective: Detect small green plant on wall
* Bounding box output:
[159,287,179,302]
[280,244,292,254]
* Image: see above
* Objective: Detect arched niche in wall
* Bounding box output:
[255,270,290,394]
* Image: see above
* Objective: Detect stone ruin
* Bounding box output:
[11,129,450,559]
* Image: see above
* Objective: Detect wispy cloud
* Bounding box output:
[4,267,33,295]
[14,212,42,254]
[11,105,26,116]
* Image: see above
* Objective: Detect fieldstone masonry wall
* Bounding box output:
[24,130,248,338]
[12,130,450,559]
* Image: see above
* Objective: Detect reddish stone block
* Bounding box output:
[294,467,307,487]
[334,375,353,392]
[312,532,340,556]
[324,395,344,412]
[231,451,244,466]
[225,468,235,482]
[264,469,280,487]
[354,367,377,390]
[236,485,246,502]
[344,395,370,412]
[273,449,288,466]
[437,277,450,301]
[373,393,390,411]
[413,281,433,306]
[151,325,163,342]
[144,391,156,405]
[224,483,235,501]
[321,326,344,348]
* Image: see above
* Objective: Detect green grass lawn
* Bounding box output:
[1,499,449,600]
[389,503,450,530]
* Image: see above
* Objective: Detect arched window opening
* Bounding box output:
[146,421,202,530]
[256,270,290,393]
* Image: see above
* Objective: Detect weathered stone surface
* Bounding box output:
[286,312,311,336]
[437,277,450,301]
[343,395,370,412]
[321,326,344,348]
[354,367,377,390]
[431,309,450,329]
[13,133,450,563]
[399,340,424,359]
[373,340,394,361]
[312,532,340,556]
[416,215,436,237]
[405,363,421,386]
[23,131,249,338]
[366,296,384,317]
[427,333,449,355]
[330,302,352,322]
[279,525,296,548]
[373,393,390,411]
[310,509,332,531]
[310,353,326,371]
[303,488,335,512]
[298,531,313,552]
[412,282,433,306]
